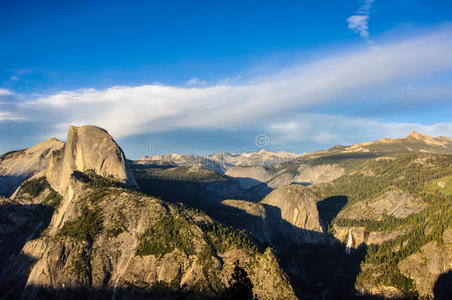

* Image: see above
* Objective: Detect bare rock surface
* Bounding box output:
[225,166,274,189]
[399,241,452,298]
[46,125,137,195]
[333,225,408,248]
[0,138,64,197]
[260,185,325,243]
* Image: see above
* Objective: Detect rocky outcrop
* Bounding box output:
[0,138,64,197]
[225,163,343,191]
[398,232,452,298]
[225,166,274,189]
[219,199,269,244]
[260,185,325,244]
[333,226,408,249]
[13,178,296,300]
[338,190,427,220]
[293,164,344,185]
[46,125,137,195]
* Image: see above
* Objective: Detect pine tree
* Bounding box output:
[223,261,256,300]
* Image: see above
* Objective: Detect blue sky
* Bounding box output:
[1,0,452,158]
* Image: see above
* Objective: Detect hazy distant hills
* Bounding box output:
[1,129,452,299]
[140,149,303,172]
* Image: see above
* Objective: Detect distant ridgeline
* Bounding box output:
[1,128,452,299]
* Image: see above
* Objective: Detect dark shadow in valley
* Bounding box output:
[316,195,348,226]
[291,182,312,186]
[134,174,269,210]
[0,203,53,269]
[434,269,452,300]
[133,165,369,299]
[2,274,218,299]
[259,203,368,299]
[0,174,29,197]
[131,162,176,170]
[0,203,54,298]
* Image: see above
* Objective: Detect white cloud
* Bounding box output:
[347,0,375,41]
[0,89,13,96]
[357,0,374,14]
[5,27,452,142]
[185,77,207,86]
[266,113,452,148]
[0,111,26,122]
[347,15,370,38]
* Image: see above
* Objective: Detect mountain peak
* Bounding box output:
[408,130,427,140]
[46,125,137,194]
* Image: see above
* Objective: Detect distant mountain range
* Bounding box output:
[141,131,452,172]
[140,149,303,172]
[1,128,452,299]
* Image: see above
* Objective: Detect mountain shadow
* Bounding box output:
[7,281,218,299]
[133,166,368,298]
[316,195,348,226]
[0,174,29,197]
[0,203,53,269]
[0,203,54,298]
[434,270,452,300]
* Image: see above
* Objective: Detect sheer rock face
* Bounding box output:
[0,138,64,197]
[46,125,137,195]
[260,185,325,244]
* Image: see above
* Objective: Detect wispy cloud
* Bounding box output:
[185,77,207,86]
[267,113,452,148]
[347,15,370,38]
[0,111,26,122]
[2,27,452,151]
[347,0,375,41]
[0,89,13,96]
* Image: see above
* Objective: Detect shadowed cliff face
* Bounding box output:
[434,270,452,300]
[260,185,325,244]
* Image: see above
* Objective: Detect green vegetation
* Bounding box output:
[424,175,452,196]
[136,216,196,257]
[65,246,92,283]
[20,177,49,197]
[223,260,257,300]
[72,170,126,188]
[18,177,63,209]
[134,166,226,183]
[43,187,62,209]
[106,208,128,237]
[58,187,107,243]
[204,223,256,254]
[314,154,452,209]
[59,205,103,243]
[312,153,452,297]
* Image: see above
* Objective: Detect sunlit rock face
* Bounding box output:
[0,138,64,197]
[260,184,325,244]
[46,125,137,194]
